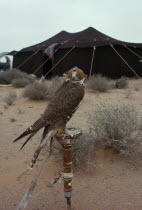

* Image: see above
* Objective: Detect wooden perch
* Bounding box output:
[57,128,81,210]
[17,128,81,210]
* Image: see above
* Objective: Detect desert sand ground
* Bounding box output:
[1,79,142,210]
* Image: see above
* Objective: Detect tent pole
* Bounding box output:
[110,44,141,79]
[89,46,96,78]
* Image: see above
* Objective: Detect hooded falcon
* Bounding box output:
[14,67,85,149]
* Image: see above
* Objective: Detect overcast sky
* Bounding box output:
[1,0,142,52]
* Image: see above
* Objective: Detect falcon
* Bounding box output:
[14,67,85,151]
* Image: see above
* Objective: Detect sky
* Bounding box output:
[1,0,142,52]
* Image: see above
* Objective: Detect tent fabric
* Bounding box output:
[21,27,142,52]
[13,27,142,79]
[13,51,44,77]
[52,46,142,78]
[7,50,17,55]
[0,52,9,59]
[44,43,61,57]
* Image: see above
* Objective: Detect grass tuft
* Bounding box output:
[3,91,17,105]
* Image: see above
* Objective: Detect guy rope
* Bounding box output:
[110,44,141,79]
[123,45,142,60]
[33,39,70,75]
[44,45,76,77]
[17,49,40,69]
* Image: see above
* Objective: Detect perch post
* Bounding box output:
[58,128,81,209]
[62,139,73,209]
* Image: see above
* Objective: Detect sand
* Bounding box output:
[0,79,142,210]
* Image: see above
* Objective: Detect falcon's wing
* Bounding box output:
[13,80,84,149]
[43,80,84,124]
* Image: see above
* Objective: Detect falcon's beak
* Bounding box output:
[72,75,77,80]
[72,71,77,81]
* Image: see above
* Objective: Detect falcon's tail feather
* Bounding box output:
[13,127,34,143]
[13,117,46,143]
[20,132,36,150]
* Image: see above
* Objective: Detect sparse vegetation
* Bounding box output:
[17,108,25,114]
[125,89,132,99]
[113,78,128,89]
[12,78,31,88]
[22,76,63,100]
[22,82,50,100]
[48,76,63,98]
[3,91,17,105]
[89,103,142,157]
[86,74,110,92]
[0,69,32,85]
[10,118,16,122]
[54,133,97,172]
[134,87,140,91]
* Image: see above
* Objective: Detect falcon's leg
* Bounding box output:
[29,144,44,169]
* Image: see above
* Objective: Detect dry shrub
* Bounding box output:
[17,108,25,114]
[22,76,63,100]
[54,133,97,172]
[113,78,128,89]
[48,76,63,98]
[89,103,142,156]
[22,82,49,100]
[10,118,16,122]
[125,89,132,99]
[12,78,31,88]
[0,68,31,84]
[134,87,140,91]
[3,91,17,105]
[86,74,110,92]
[72,133,97,171]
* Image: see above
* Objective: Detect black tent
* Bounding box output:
[13,27,142,78]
